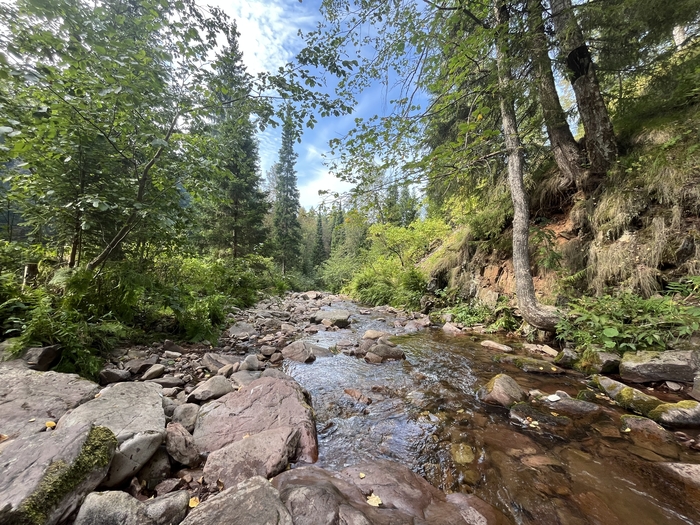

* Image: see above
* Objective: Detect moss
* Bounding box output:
[576,390,597,402]
[484,374,502,393]
[615,387,664,416]
[16,426,117,525]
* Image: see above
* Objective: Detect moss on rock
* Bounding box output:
[16,426,117,525]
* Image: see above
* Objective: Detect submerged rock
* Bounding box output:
[495,354,565,374]
[620,415,679,458]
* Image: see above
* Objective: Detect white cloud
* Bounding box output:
[215,0,316,75]
[297,167,354,210]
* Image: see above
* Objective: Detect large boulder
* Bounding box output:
[620,350,700,383]
[203,426,300,489]
[194,376,318,463]
[310,309,352,328]
[58,381,166,487]
[180,476,292,525]
[0,424,117,525]
[0,366,100,443]
[478,374,526,408]
[648,400,700,427]
[24,345,62,371]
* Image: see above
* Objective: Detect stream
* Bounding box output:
[283,300,700,524]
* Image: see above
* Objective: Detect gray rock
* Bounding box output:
[364,352,383,364]
[261,369,295,381]
[74,489,189,525]
[162,396,179,417]
[202,353,239,374]
[369,344,405,361]
[124,355,158,375]
[540,395,602,423]
[281,341,320,363]
[165,422,200,466]
[194,376,317,463]
[620,350,700,383]
[442,322,464,335]
[24,344,62,371]
[620,415,679,458]
[496,355,565,374]
[229,370,261,388]
[0,366,100,442]
[446,493,512,525]
[186,375,233,403]
[58,381,166,487]
[362,330,388,340]
[172,403,199,433]
[478,374,526,408]
[74,490,149,525]
[239,354,262,371]
[0,424,117,525]
[137,447,171,489]
[228,322,257,338]
[691,373,700,401]
[310,309,351,328]
[648,399,700,427]
[144,490,189,525]
[180,476,292,525]
[99,368,131,385]
[142,364,166,380]
[580,351,621,374]
[553,348,579,369]
[594,375,663,416]
[146,376,185,388]
[260,345,277,357]
[480,340,513,352]
[203,426,300,489]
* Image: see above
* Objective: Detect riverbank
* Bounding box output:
[2,291,700,524]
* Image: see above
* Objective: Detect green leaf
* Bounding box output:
[603,327,619,338]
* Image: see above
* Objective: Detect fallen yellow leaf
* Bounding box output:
[359,473,366,479]
[623,428,631,433]
[366,493,382,507]
[189,497,200,508]
[28,418,36,422]
[550,412,559,417]
[45,421,56,429]
[538,367,544,370]
[0,434,8,444]
[551,367,557,371]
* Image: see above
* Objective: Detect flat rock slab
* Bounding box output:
[203,426,300,489]
[180,476,292,525]
[0,366,100,443]
[194,376,318,463]
[310,309,351,328]
[620,350,700,383]
[0,424,117,525]
[58,381,166,487]
[481,340,513,352]
[281,341,322,363]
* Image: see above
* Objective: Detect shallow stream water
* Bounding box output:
[283,301,700,525]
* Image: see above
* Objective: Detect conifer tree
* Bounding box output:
[272,112,302,274]
[313,212,327,267]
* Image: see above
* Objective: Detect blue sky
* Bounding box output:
[213,0,363,209]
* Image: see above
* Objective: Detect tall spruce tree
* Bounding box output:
[272,112,303,273]
[312,212,327,267]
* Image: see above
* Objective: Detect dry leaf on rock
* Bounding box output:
[366,493,382,507]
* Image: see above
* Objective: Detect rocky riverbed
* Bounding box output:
[2,291,700,524]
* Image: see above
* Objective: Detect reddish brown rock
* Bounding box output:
[193,377,318,463]
[203,426,300,489]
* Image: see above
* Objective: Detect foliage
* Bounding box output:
[443,296,519,332]
[271,112,303,274]
[556,293,700,353]
[345,260,426,310]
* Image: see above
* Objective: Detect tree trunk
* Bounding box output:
[494,1,560,331]
[528,0,587,192]
[549,0,617,176]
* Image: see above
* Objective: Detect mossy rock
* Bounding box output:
[0,425,117,525]
[615,386,664,416]
[648,400,700,428]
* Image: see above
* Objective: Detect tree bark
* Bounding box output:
[528,0,586,192]
[494,1,560,331]
[549,0,617,176]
